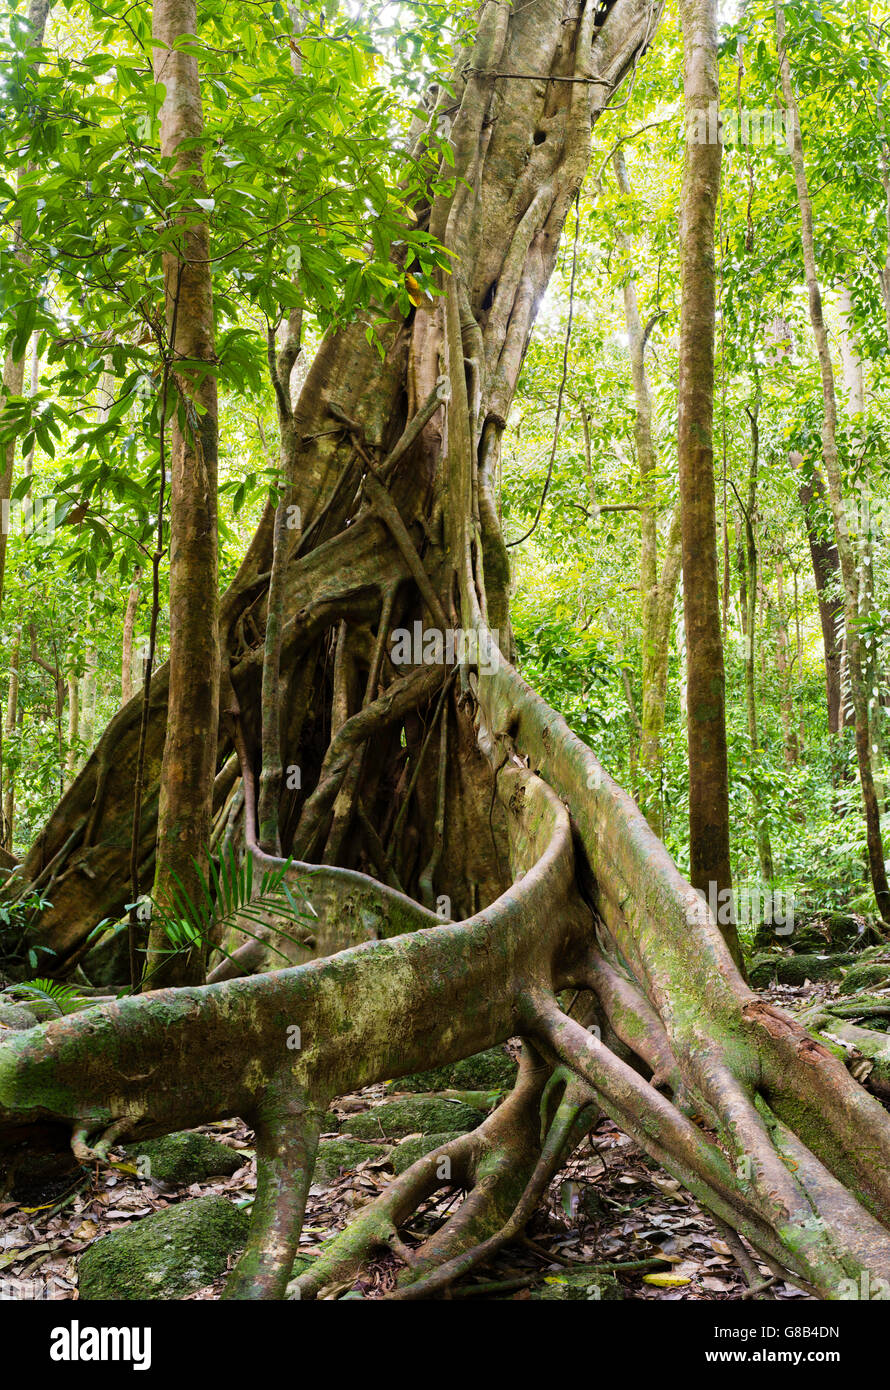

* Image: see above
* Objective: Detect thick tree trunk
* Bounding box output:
[144,0,221,986]
[775,0,890,921]
[676,0,742,968]
[10,0,658,962]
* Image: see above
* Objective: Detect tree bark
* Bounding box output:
[120,567,141,708]
[739,398,774,880]
[612,147,681,838]
[144,0,220,986]
[1,616,21,850]
[676,0,742,968]
[793,455,843,736]
[773,557,798,768]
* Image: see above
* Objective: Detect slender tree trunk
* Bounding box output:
[740,400,774,880]
[878,139,890,347]
[66,674,79,786]
[677,0,742,968]
[775,0,890,920]
[838,286,884,806]
[0,0,53,622]
[2,616,21,850]
[0,1,50,822]
[120,567,141,708]
[79,642,97,753]
[773,557,798,767]
[145,0,220,986]
[612,148,682,837]
[792,562,806,758]
[793,456,843,736]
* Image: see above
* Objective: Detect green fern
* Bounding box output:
[4,977,83,1017]
[151,845,317,968]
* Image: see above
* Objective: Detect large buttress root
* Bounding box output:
[5,703,890,1298]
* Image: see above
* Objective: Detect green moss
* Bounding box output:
[123,1132,243,1185]
[340,1096,485,1140]
[753,912,865,956]
[0,1003,37,1030]
[839,962,890,995]
[314,1137,392,1183]
[748,953,852,988]
[391,1130,465,1175]
[78,1194,250,1300]
[291,1254,317,1280]
[386,1047,517,1095]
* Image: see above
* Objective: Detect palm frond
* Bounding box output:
[4,977,84,1017]
[153,845,316,960]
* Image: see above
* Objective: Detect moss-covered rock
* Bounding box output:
[528,1268,622,1301]
[748,953,853,988]
[314,1138,392,1183]
[753,912,866,957]
[449,1049,517,1089]
[0,1002,38,1030]
[386,1047,517,1095]
[839,962,890,995]
[124,1131,243,1185]
[340,1096,485,1140]
[78,1194,249,1300]
[391,1130,465,1175]
[291,1255,316,1281]
[823,992,890,1016]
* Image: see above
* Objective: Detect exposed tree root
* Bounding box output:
[4,654,890,1299]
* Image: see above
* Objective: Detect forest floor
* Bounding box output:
[2,975,864,1302]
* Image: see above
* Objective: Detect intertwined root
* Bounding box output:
[6,657,890,1301]
[289,1046,598,1301]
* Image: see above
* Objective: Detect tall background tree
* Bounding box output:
[143,0,221,987]
[676,0,741,966]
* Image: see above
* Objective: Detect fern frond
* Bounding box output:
[153,845,316,959]
[5,977,83,1017]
